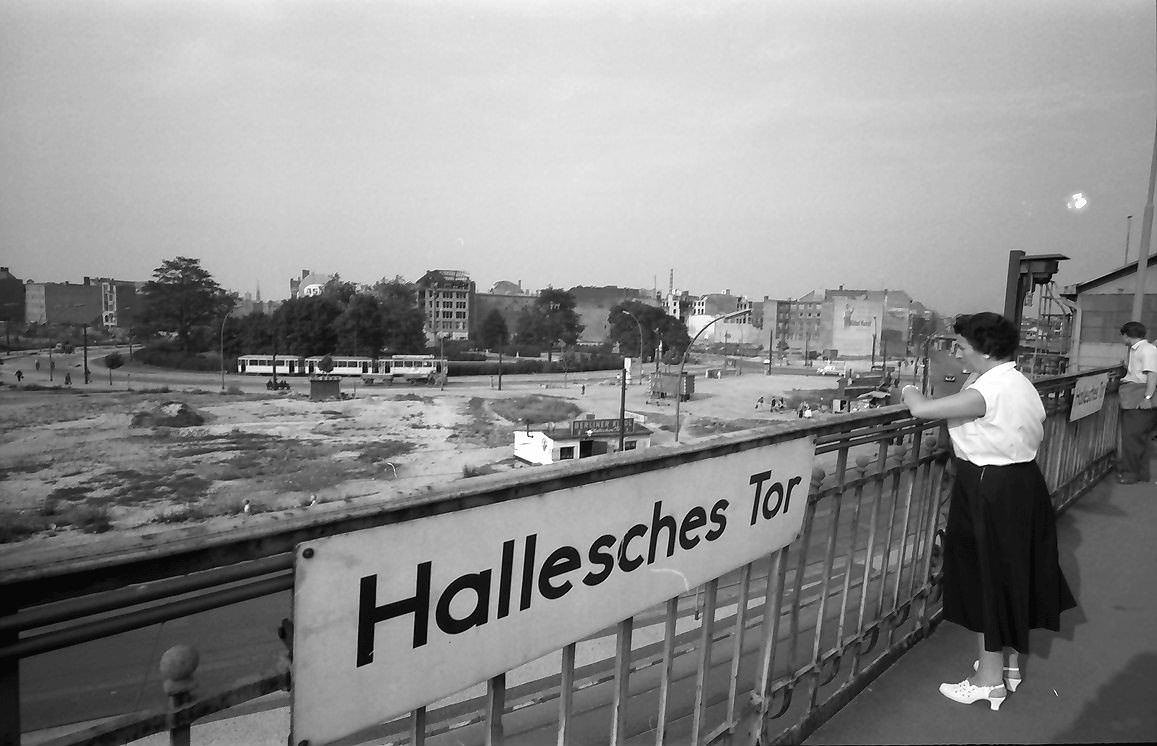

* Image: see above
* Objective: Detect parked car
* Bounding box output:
[818,362,847,376]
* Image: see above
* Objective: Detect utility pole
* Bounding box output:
[82,324,90,384]
[618,355,628,451]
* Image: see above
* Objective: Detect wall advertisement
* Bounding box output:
[291,437,816,745]
[831,299,879,357]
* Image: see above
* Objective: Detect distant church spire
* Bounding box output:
[256,282,262,303]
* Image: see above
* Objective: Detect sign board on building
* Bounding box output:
[291,437,816,745]
[830,299,879,357]
[1069,373,1108,422]
[570,417,635,437]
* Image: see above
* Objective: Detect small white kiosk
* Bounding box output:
[514,415,654,465]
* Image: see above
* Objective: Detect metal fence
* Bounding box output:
[0,366,1120,746]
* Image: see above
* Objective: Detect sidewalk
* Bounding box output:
[805,471,1157,744]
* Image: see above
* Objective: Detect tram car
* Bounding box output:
[235,354,306,376]
[236,353,447,384]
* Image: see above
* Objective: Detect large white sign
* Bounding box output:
[1070,373,1109,422]
[831,299,879,357]
[291,438,815,745]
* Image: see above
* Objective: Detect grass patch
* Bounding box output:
[689,417,768,437]
[0,510,51,543]
[393,393,434,403]
[357,440,415,464]
[48,484,92,502]
[130,401,204,428]
[490,395,581,425]
[0,457,50,481]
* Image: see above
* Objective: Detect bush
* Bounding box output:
[136,346,229,372]
[67,503,112,533]
[0,511,49,544]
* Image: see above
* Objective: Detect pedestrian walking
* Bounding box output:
[64,371,71,386]
[902,312,1075,711]
[35,359,40,372]
[580,383,586,396]
[14,370,22,383]
[1116,321,1157,484]
[755,395,764,410]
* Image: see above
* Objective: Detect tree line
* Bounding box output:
[135,257,693,361]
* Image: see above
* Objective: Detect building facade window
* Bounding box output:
[559,446,575,460]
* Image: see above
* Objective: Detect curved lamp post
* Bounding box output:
[219,309,233,391]
[620,309,645,385]
[675,308,747,443]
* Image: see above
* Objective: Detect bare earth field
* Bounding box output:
[0,364,838,568]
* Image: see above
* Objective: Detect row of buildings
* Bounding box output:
[0,267,144,330]
[286,267,936,357]
[0,260,936,359]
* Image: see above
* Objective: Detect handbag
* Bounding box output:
[1119,381,1149,410]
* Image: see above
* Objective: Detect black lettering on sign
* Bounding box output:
[583,534,617,586]
[435,570,491,635]
[356,561,431,666]
[539,545,581,600]
[679,506,707,549]
[648,501,678,564]
[705,498,728,540]
[618,523,647,571]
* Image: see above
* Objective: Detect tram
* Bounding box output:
[235,354,447,384]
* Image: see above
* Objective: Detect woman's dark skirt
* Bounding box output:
[942,458,1076,653]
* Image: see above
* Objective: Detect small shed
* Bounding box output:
[650,371,695,401]
[309,374,341,401]
[514,416,654,465]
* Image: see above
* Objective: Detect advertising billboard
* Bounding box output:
[831,299,880,357]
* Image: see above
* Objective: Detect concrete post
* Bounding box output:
[160,644,199,746]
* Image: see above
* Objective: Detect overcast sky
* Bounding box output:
[2,0,1154,313]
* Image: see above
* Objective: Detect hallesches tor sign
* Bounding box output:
[291,436,815,745]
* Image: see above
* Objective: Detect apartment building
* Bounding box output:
[416,269,475,344]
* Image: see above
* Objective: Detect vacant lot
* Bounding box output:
[0,368,838,562]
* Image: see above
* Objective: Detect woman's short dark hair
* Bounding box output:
[953,312,1019,359]
[1120,321,1147,339]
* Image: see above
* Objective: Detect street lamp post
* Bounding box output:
[219,309,233,391]
[82,324,90,384]
[675,309,747,443]
[621,309,645,385]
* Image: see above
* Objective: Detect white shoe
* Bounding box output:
[973,659,1022,692]
[939,679,1007,710]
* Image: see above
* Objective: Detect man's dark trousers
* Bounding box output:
[1119,408,1157,481]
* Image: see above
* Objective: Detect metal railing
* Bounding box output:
[0,366,1121,746]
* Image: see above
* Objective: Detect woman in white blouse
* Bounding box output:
[901,312,1075,711]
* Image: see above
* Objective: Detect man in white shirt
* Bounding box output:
[1117,321,1157,484]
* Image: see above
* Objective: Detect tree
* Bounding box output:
[140,257,233,352]
[607,301,691,363]
[515,289,583,359]
[322,275,358,305]
[273,296,342,355]
[373,279,427,353]
[103,351,124,385]
[477,309,509,350]
[334,294,385,356]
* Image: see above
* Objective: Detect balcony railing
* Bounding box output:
[0,366,1120,746]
